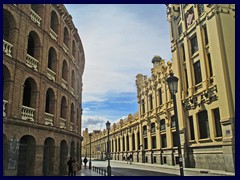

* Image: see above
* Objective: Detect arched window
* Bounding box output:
[48,47,57,72]
[71,70,75,90]
[50,11,59,34]
[62,60,68,81]
[63,27,69,47]
[70,103,74,123]
[45,88,55,114]
[60,96,67,119]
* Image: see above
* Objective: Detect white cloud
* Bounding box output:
[65,4,171,103]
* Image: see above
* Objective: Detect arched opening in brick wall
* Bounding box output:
[60,96,67,119]
[59,140,68,175]
[63,27,70,48]
[62,60,68,81]
[27,31,41,61]
[48,47,57,73]
[17,135,36,176]
[50,10,59,34]
[22,77,38,108]
[42,137,55,176]
[45,88,55,115]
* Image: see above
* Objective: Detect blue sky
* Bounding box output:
[64,4,171,132]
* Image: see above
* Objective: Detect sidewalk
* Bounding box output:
[111,160,235,176]
[75,166,104,176]
[75,160,235,176]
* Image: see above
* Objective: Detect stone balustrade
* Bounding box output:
[21,105,35,121]
[47,68,56,82]
[50,28,58,42]
[30,9,42,27]
[70,122,74,131]
[26,54,39,70]
[70,87,75,95]
[60,118,66,129]
[61,78,68,90]
[3,40,13,57]
[63,43,69,54]
[3,100,8,117]
[44,112,54,126]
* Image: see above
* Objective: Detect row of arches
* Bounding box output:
[3,6,84,75]
[3,134,79,176]
[3,65,80,129]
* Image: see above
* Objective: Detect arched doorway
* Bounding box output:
[59,140,68,175]
[42,137,55,176]
[17,135,36,176]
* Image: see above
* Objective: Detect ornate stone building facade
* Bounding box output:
[82,4,235,173]
[3,4,85,176]
[166,4,235,172]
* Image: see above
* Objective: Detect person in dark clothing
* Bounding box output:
[83,157,88,168]
[67,157,73,176]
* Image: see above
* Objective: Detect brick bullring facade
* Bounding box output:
[3,4,85,176]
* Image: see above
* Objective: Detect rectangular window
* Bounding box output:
[191,35,198,55]
[203,26,209,45]
[161,134,167,148]
[198,110,210,139]
[213,108,222,137]
[171,116,176,128]
[122,136,125,151]
[149,94,153,110]
[194,61,202,84]
[143,125,147,136]
[207,53,213,78]
[118,138,121,151]
[132,134,135,150]
[153,156,157,163]
[144,138,148,149]
[181,44,186,62]
[137,132,140,150]
[151,123,156,133]
[160,119,166,131]
[189,116,195,140]
[126,136,129,151]
[159,88,163,105]
[172,132,179,147]
[163,156,167,164]
[152,136,156,149]
[142,99,145,114]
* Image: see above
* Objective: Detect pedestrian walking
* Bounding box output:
[83,157,88,168]
[129,154,133,165]
[72,158,80,176]
[67,157,73,176]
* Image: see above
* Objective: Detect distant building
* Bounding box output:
[3,4,85,176]
[82,4,235,173]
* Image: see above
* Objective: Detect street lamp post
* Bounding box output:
[166,72,184,176]
[106,121,111,176]
[89,133,92,169]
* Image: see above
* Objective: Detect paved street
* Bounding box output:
[75,159,235,176]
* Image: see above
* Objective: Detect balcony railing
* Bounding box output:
[72,56,76,64]
[63,43,69,54]
[45,112,54,126]
[61,78,68,90]
[47,68,56,82]
[26,54,39,70]
[70,122,74,131]
[3,100,8,117]
[21,105,35,121]
[50,28,58,42]
[70,87,75,96]
[60,118,66,129]
[3,40,13,57]
[30,9,42,27]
